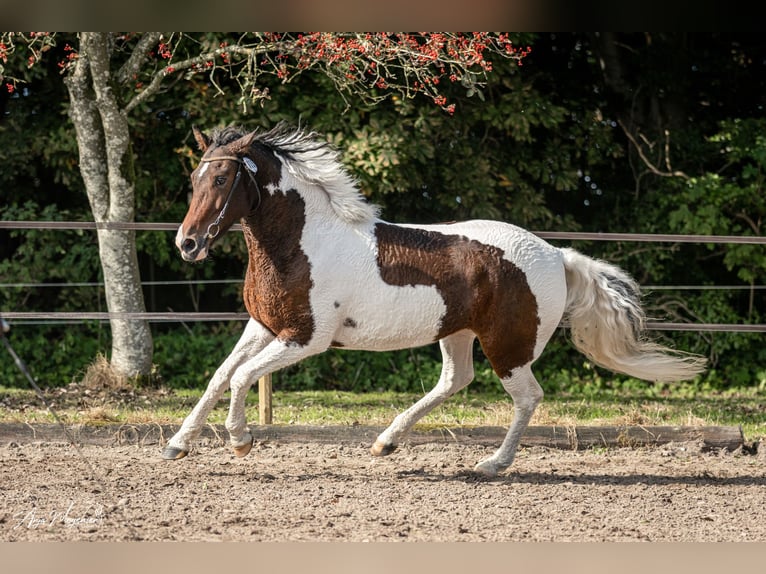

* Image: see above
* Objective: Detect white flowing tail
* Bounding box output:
[561,248,706,382]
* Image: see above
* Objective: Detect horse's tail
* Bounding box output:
[560,247,706,382]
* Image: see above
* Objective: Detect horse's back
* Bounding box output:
[408,220,567,296]
[388,219,568,354]
[409,219,558,261]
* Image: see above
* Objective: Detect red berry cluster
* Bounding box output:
[256,32,530,113]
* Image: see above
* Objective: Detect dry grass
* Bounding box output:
[76,406,120,423]
[80,354,134,393]
[1,376,763,442]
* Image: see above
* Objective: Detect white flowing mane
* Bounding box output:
[215,124,380,224]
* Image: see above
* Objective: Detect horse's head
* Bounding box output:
[176,127,263,262]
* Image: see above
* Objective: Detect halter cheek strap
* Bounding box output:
[199,155,260,240]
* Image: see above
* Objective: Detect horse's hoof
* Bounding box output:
[162,445,189,460]
[473,459,499,477]
[370,440,397,457]
[233,436,254,458]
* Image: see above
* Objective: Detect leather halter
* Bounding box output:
[198,154,260,240]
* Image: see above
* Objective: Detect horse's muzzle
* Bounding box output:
[176,225,209,262]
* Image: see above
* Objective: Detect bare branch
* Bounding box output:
[735,211,761,235]
[618,119,689,180]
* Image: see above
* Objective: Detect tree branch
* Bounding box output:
[116,32,162,86]
[618,119,689,180]
[124,44,278,113]
[82,32,134,222]
[123,33,527,115]
[735,211,761,235]
[63,33,109,222]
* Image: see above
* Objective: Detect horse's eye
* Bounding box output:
[214,176,226,186]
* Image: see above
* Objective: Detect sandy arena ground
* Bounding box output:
[2,434,765,542]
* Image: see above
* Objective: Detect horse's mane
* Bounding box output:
[210,123,380,224]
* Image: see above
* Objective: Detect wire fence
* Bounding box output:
[2,220,765,333]
[3,219,766,243]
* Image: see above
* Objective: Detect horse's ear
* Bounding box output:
[232,130,258,154]
[192,126,211,152]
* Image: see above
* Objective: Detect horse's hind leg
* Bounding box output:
[474,364,542,476]
[371,330,476,456]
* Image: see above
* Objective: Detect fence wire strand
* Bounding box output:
[2,220,765,333]
[3,219,766,244]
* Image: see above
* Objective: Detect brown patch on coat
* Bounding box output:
[374,223,539,378]
[241,189,315,346]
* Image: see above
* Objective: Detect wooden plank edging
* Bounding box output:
[0,423,745,452]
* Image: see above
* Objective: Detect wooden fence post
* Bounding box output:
[259,373,272,425]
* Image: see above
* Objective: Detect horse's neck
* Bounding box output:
[240,184,332,268]
[240,179,376,274]
[241,193,305,262]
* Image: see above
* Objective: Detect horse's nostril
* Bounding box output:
[181,238,197,253]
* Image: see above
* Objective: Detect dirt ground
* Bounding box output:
[2,432,765,542]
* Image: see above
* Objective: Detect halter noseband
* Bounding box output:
[198,154,260,241]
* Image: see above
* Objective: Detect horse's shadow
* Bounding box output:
[398,467,766,487]
[202,465,766,488]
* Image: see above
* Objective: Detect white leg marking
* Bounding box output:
[474,365,543,476]
[223,338,330,448]
[373,330,476,454]
[165,319,274,452]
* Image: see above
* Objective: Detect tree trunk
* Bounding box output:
[64,32,152,378]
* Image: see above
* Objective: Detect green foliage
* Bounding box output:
[0,323,104,388]
[151,322,242,387]
[632,118,766,382]
[666,119,766,289]
[278,348,441,393]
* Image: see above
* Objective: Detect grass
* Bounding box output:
[1,382,764,444]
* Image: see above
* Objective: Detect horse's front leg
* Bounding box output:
[162,319,274,460]
[223,337,328,457]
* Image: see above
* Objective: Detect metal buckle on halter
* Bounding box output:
[206,222,221,240]
[242,156,258,175]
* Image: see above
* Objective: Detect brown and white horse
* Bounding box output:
[162,123,706,476]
